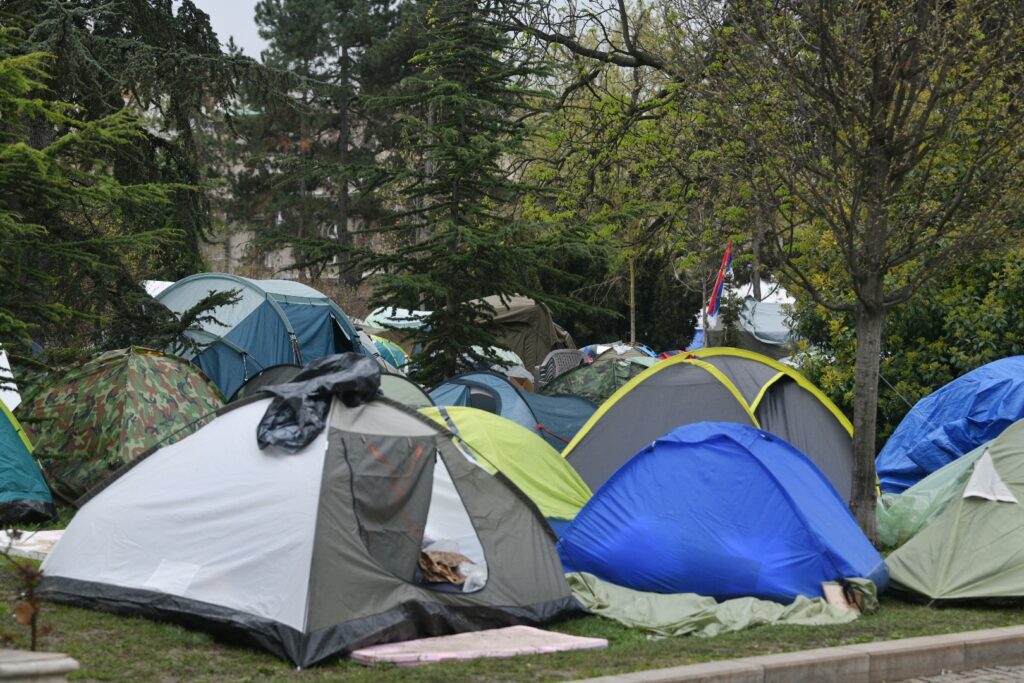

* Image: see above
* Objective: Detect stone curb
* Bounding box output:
[569,625,1024,683]
[0,649,79,682]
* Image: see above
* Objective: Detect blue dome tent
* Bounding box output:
[558,422,887,602]
[877,356,1024,493]
[156,274,363,398]
[430,371,596,451]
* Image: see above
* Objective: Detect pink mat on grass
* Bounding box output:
[350,625,608,666]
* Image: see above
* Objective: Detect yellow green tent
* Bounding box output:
[420,406,592,521]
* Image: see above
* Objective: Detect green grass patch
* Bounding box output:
[2,565,1023,682]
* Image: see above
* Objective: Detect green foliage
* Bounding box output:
[793,245,1024,446]
[229,0,426,280]
[716,291,743,348]
[7,0,249,277]
[0,25,181,359]
[366,0,579,384]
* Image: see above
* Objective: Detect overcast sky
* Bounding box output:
[192,0,268,59]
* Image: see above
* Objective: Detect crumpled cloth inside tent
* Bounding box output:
[257,353,381,451]
[567,573,864,637]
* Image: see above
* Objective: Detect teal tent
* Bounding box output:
[0,402,55,524]
[156,273,364,399]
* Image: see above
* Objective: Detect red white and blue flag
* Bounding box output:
[706,240,734,320]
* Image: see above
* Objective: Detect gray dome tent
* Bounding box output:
[563,348,854,500]
[39,395,576,667]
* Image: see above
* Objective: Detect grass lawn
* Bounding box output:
[2,566,1024,682]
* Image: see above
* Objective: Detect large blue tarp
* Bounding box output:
[876,356,1024,493]
[431,372,595,451]
[558,422,887,602]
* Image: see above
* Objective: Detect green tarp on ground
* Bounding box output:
[567,573,861,637]
[420,406,592,521]
[877,440,989,548]
[19,347,224,504]
[886,419,1024,601]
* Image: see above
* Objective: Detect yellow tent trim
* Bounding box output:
[750,371,787,414]
[688,348,854,436]
[1,400,33,453]
[561,353,761,458]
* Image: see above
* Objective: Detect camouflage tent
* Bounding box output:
[541,355,656,404]
[18,347,224,504]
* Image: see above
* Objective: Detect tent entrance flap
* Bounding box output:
[343,432,488,592]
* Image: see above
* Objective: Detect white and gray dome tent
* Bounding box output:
[39,362,576,667]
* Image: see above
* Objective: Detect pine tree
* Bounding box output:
[0,26,178,357]
[230,0,424,281]
[3,0,246,277]
[0,0,261,358]
[367,0,560,385]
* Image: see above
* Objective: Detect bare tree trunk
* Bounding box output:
[629,257,636,343]
[336,46,357,285]
[751,221,764,300]
[850,301,884,542]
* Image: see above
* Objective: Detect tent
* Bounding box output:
[430,372,597,451]
[231,364,302,401]
[232,364,433,410]
[580,343,656,362]
[156,273,363,398]
[876,356,1024,493]
[886,419,1024,601]
[558,422,887,602]
[0,402,55,524]
[372,335,408,370]
[563,348,854,499]
[381,374,434,409]
[540,354,656,404]
[366,296,575,370]
[877,440,990,549]
[0,346,20,411]
[420,406,592,522]
[693,282,796,360]
[18,347,224,504]
[39,394,577,667]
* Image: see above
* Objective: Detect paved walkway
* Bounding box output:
[902,666,1024,682]
[570,625,1024,682]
